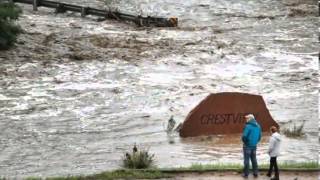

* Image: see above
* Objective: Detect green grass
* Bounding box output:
[276,161,319,169]
[20,161,319,180]
[173,163,243,171]
[169,161,319,172]
[25,170,171,180]
[89,169,170,180]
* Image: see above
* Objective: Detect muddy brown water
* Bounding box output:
[0,0,319,178]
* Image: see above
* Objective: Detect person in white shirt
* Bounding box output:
[267,126,281,180]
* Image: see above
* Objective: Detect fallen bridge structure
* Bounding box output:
[10,0,178,27]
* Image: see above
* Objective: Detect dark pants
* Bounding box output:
[243,147,258,176]
[268,157,279,178]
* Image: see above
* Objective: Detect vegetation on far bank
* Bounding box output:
[0,2,22,50]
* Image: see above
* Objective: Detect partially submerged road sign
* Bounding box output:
[179,92,279,137]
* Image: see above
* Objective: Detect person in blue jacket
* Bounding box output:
[242,114,262,178]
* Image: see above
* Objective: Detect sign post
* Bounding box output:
[33,0,38,11]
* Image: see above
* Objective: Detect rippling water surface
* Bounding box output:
[0,0,319,178]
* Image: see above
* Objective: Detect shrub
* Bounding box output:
[122,144,155,169]
[0,2,22,50]
[282,122,305,137]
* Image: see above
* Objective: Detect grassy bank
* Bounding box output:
[25,170,171,180]
[6,161,318,180]
[168,161,319,172]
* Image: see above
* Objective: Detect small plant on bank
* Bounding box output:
[282,122,305,137]
[122,144,155,169]
[0,2,22,50]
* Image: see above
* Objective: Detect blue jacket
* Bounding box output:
[242,119,262,149]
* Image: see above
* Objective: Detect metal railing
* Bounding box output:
[10,0,178,27]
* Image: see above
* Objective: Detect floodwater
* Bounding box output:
[0,0,319,178]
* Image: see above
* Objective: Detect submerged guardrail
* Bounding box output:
[10,0,178,27]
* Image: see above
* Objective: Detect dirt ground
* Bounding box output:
[160,171,319,180]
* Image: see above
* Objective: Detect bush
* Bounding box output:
[0,2,22,50]
[122,145,155,169]
[282,123,305,137]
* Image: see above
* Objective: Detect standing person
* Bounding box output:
[267,126,281,180]
[242,114,262,178]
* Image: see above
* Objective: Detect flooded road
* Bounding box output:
[0,0,319,178]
